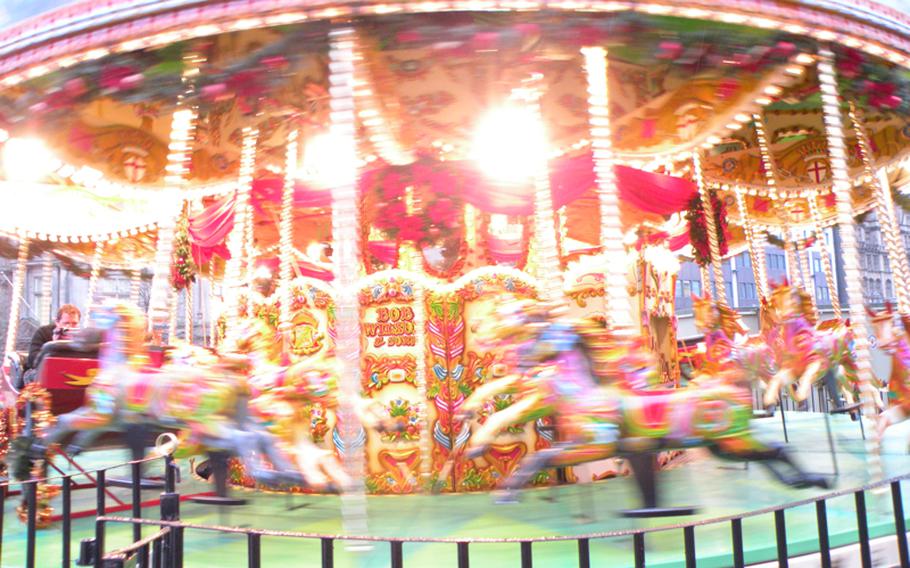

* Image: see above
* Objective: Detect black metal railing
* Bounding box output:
[3,443,910,567]
[94,453,181,568]
[0,451,177,568]
[92,472,910,568]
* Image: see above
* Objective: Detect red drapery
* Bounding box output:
[189,192,235,265]
[255,256,333,281]
[188,152,697,263]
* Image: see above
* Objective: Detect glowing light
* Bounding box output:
[2,138,58,182]
[253,265,272,281]
[471,105,548,184]
[299,132,355,189]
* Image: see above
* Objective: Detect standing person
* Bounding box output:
[22,304,81,384]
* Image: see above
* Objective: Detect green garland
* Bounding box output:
[685,190,729,267]
[834,45,910,115]
[765,232,785,249]
[170,207,197,291]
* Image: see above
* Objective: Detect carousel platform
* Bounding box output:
[3,412,909,567]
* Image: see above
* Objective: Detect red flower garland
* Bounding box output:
[686,190,729,267]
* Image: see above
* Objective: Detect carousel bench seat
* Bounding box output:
[33,339,169,416]
[33,340,100,415]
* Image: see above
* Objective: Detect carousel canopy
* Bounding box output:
[0,4,909,273]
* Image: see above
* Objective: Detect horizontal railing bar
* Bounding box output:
[0,454,167,489]
[95,472,910,544]
[103,528,171,559]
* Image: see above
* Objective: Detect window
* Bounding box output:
[887,280,893,299]
[675,280,682,298]
[812,256,821,274]
[739,282,756,301]
[691,281,702,296]
[766,252,783,270]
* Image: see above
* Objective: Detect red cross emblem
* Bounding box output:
[806,159,829,183]
[123,153,147,183]
[677,113,700,140]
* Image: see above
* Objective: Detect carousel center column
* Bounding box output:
[328,26,369,540]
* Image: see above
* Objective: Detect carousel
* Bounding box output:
[0,1,910,566]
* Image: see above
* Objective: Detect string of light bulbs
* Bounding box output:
[583,45,634,329]
[818,46,880,473]
[849,101,910,315]
[807,191,841,318]
[692,150,727,306]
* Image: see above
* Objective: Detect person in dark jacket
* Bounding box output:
[25,304,81,372]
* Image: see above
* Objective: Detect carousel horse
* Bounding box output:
[459,300,660,451]
[459,299,829,509]
[20,303,380,491]
[868,304,910,437]
[690,293,775,387]
[759,282,875,408]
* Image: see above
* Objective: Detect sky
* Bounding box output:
[0,0,68,28]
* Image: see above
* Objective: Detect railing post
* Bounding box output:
[816,499,831,568]
[132,461,142,544]
[774,509,788,567]
[521,541,532,568]
[174,526,184,568]
[248,533,261,568]
[152,534,163,568]
[63,475,72,568]
[633,533,645,568]
[139,542,150,568]
[683,526,696,568]
[94,519,105,568]
[891,481,909,567]
[26,481,37,568]
[97,469,106,516]
[579,537,591,568]
[390,541,403,568]
[731,518,744,568]
[160,456,181,568]
[321,538,334,568]
[457,542,469,568]
[165,455,177,494]
[855,491,871,568]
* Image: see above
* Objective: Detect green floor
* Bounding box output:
[2,412,909,567]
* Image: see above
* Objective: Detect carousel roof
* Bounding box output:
[0,3,909,273]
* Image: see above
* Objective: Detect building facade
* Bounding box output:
[675,209,910,344]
